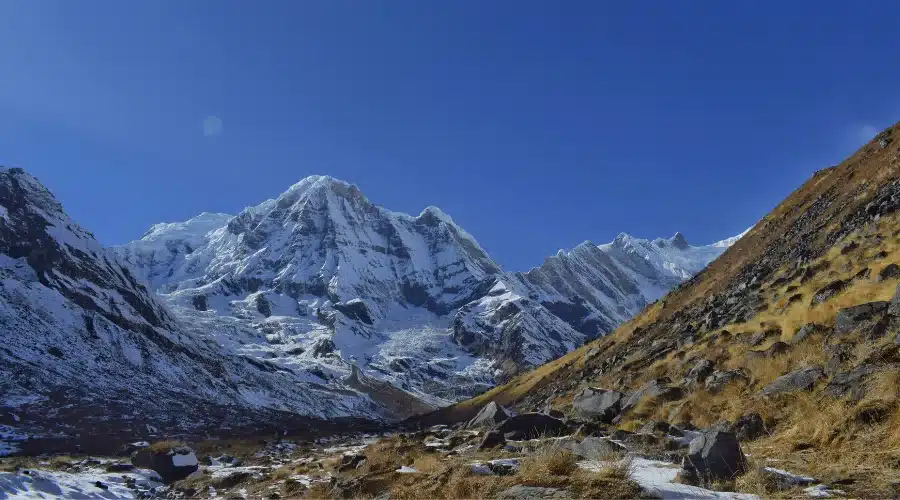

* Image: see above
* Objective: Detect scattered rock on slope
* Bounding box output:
[679,430,747,485]
[760,366,824,397]
[467,401,512,429]
[571,387,624,423]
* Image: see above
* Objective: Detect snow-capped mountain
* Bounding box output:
[115,175,742,409]
[0,167,740,434]
[0,169,390,440]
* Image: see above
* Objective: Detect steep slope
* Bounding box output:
[0,168,392,450]
[430,125,900,496]
[117,175,740,408]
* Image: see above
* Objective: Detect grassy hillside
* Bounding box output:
[421,123,900,496]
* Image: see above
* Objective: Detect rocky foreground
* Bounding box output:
[0,403,853,499]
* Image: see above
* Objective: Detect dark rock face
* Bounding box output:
[466,401,512,429]
[834,301,890,339]
[477,430,506,450]
[571,387,624,423]
[680,430,747,485]
[877,263,900,282]
[497,413,568,439]
[760,366,824,397]
[255,294,272,317]
[705,370,749,393]
[192,295,208,312]
[732,413,767,441]
[131,446,198,484]
[311,338,337,358]
[333,300,374,325]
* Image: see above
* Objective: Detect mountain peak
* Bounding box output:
[670,231,689,249]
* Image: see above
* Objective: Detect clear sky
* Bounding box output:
[1,1,898,271]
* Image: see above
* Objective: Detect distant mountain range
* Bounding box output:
[1,170,741,433]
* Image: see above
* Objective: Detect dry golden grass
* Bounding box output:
[147,440,185,453]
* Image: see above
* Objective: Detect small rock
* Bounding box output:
[878,264,900,282]
[705,370,749,393]
[791,323,826,344]
[95,481,108,490]
[571,387,624,423]
[810,280,849,306]
[760,366,824,397]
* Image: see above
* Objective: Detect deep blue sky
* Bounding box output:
[1,2,898,271]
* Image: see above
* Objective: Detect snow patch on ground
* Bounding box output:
[0,467,163,499]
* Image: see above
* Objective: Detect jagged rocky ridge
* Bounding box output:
[113,175,742,412]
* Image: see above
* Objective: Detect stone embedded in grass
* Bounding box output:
[571,387,624,423]
[759,366,824,397]
[810,279,850,306]
[791,323,827,344]
[877,263,900,282]
[834,301,890,339]
[679,430,747,485]
[704,369,749,393]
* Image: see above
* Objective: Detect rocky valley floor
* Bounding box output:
[0,408,857,499]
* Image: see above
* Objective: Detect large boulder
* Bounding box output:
[497,413,568,440]
[467,401,512,429]
[132,444,199,484]
[571,387,624,423]
[679,430,747,485]
[825,364,880,400]
[760,366,824,397]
